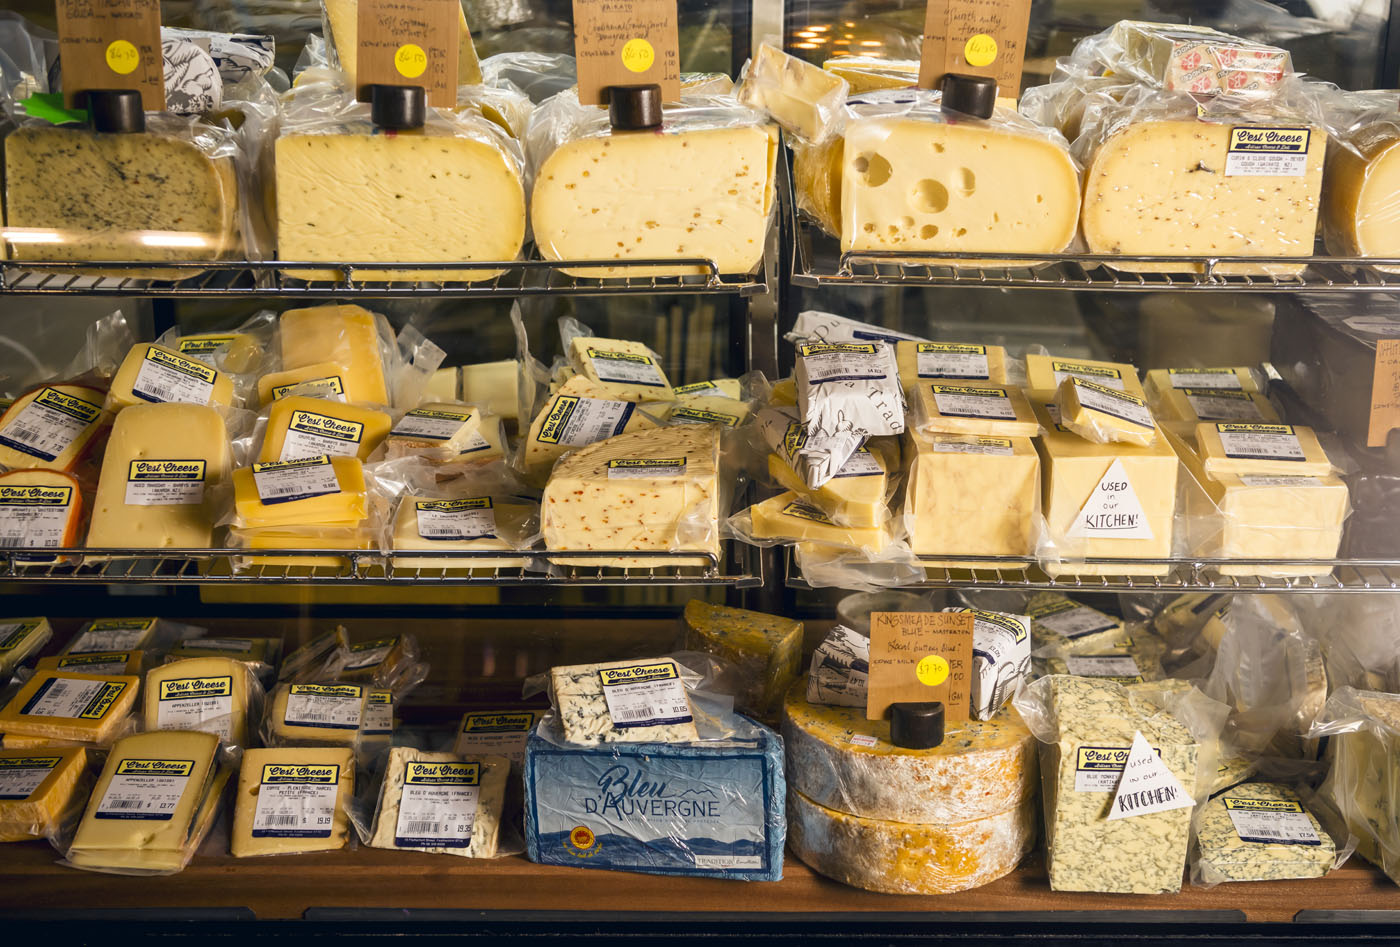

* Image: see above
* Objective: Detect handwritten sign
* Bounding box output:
[1369,339,1400,448]
[867,611,973,722]
[56,0,164,110]
[356,0,459,108]
[572,0,680,107]
[919,0,1032,97]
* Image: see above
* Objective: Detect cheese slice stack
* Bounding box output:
[105,344,234,413]
[231,746,355,857]
[368,749,510,857]
[0,671,139,745]
[0,385,110,473]
[0,746,89,842]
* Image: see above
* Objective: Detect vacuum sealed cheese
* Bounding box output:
[737,42,848,146]
[0,746,90,843]
[1320,91,1400,272]
[821,56,919,94]
[0,471,83,553]
[390,494,539,571]
[0,671,139,745]
[231,746,355,856]
[368,749,509,857]
[105,343,235,413]
[273,304,392,407]
[0,385,110,474]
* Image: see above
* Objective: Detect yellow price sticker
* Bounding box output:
[394,43,428,79]
[964,33,998,68]
[621,38,655,73]
[916,654,950,687]
[105,40,140,76]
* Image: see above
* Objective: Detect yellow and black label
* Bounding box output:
[143,346,217,383]
[918,342,985,355]
[158,676,232,701]
[461,711,536,733]
[1053,361,1120,382]
[288,410,364,444]
[670,407,739,427]
[1216,422,1295,436]
[782,501,834,525]
[599,661,680,687]
[33,387,102,424]
[0,484,73,507]
[1223,797,1306,813]
[404,761,479,785]
[252,455,333,474]
[54,652,133,669]
[1228,127,1310,154]
[288,683,363,699]
[537,396,580,445]
[116,758,196,777]
[966,608,1028,642]
[416,497,492,513]
[177,335,239,357]
[261,763,339,784]
[800,342,877,357]
[127,459,206,483]
[587,348,655,366]
[81,681,129,719]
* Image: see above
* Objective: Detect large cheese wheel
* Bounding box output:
[781,677,1037,823]
[787,789,1036,895]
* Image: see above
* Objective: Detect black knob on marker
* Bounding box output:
[370,84,426,131]
[889,701,946,749]
[939,73,997,120]
[86,90,145,134]
[608,84,663,131]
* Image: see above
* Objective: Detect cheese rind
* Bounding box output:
[0,385,110,473]
[143,657,251,746]
[1323,131,1400,271]
[277,305,390,406]
[904,433,1039,561]
[911,382,1039,438]
[788,789,1036,895]
[0,746,89,842]
[368,749,509,857]
[0,671,139,744]
[683,601,802,722]
[105,344,234,413]
[0,470,84,552]
[231,746,355,857]
[1195,422,1334,477]
[1195,782,1335,883]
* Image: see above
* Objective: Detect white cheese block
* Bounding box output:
[550,658,700,746]
[1195,782,1335,883]
[459,361,520,422]
[782,679,1037,823]
[368,749,509,857]
[911,382,1039,438]
[1326,691,1400,882]
[904,433,1039,564]
[788,789,1036,895]
[566,338,675,402]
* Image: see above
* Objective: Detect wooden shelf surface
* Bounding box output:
[0,840,1397,923]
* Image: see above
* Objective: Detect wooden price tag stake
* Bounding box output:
[356,0,459,108]
[867,611,974,723]
[56,0,164,111]
[918,0,1033,98]
[572,0,680,107]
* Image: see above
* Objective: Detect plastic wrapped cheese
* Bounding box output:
[105,344,234,413]
[274,304,393,407]
[0,618,53,677]
[683,601,802,722]
[0,385,110,474]
[821,56,919,94]
[911,382,1039,438]
[0,746,90,843]
[0,672,139,745]
[737,42,847,145]
[1322,97,1400,272]
[367,749,509,857]
[232,456,368,528]
[1087,21,1292,96]
[259,396,391,464]
[1054,377,1158,447]
[904,433,1039,564]
[231,746,354,856]
[0,471,83,553]
[390,494,538,571]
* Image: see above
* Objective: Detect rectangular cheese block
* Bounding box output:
[768,446,887,528]
[912,382,1039,438]
[895,341,1008,391]
[525,720,786,880]
[267,683,366,745]
[1195,422,1334,477]
[0,618,53,677]
[277,305,389,406]
[1107,20,1291,95]
[276,127,525,282]
[523,393,658,483]
[168,637,279,665]
[1026,355,1146,397]
[567,338,675,402]
[37,651,145,677]
[144,657,250,746]
[747,491,889,553]
[259,396,390,464]
[454,709,541,764]
[551,658,701,746]
[1158,387,1279,436]
[256,362,353,405]
[904,433,1039,562]
[738,42,846,144]
[368,749,509,857]
[460,360,519,421]
[682,601,802,722]
[1032,399,1178,571]
[65,617,159,654]
[235,526,378,570]
[1042,677,1197,893]
[67,729,220,872]
[1145,367,1260,399]
[232,456,367,528]
[1055,377,1158,447]
[390,495,536,571]
[532,123,776,277]
[1029,593,1129,657]
[4,126,239,270]
[0,385,110,473]
[1194,782,1334,883]
[231,746,354,856]
[668,397,751,429]
[0,470,84,554]
[541,424,720,568]
[0,746,89,842]
[105,344,234,413]
[0,671,139,744]
[85,403,231,549]
[1082,119,1324,275]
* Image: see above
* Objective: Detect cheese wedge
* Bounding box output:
[68,730,220,871]
[256,363,352,405]
[278,305,390,407]
[0,470,83,551]
[37,651,145,677]
[1195,422,1334,478]
[0,385,110,473]
[1055,377,1158,446]
[175,332,263,375]
[459,360,519,421]
[912,382,1039,438]
[747,491,889,552]
[368,749,509,857]
[144,658,250,746]
[738,43,847,144]
[85,403,232,549]
[1158,387,1279,435]
[1026,355,1146,397]
[675,378,744,401]
[65,617,158,654]
[384,404,485,459]
[105,344,234,413]
[267,683,367,746]
[1324,130,1400,271]
[567,338,675,402]
[522,393,658,482]
[391,495,537,570]
[231,746,355,857]
[1144,367,1260,399]
[0,618,54,676]
[768,447,887,528]
[0,746,89,842]
[233,456,367,528]
[895,341,1008,391]
[0,671,139,745]
[259,396,390,464]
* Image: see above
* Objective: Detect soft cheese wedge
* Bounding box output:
[144,658,251,746]
[368,749,509,857]
[0,671,139,745]
[0,746,90,842]
[85,403,232,549]
[105,344,234,413]
[0,385,110,473]
[277,305,390,406]
[231,746,354,857]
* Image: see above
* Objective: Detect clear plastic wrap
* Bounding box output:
[155,309,277,378]
[365,749,511,858]
[765,439,891,529]
[729,491,893,557]
[102,341,242,414]
[338,633,429,701]
[273,82,526,281]
[0,745,93,844]
[142,656,266,753]
[736,42,847,146]
[456,83,535,140]
[1075,21,1293,97]
[63,617,203,657]
[790,540,925,592]
[806,624,868,707]
[910,380,1038,439]
[755,405,862,492]
[680,600,803,724]
[1311,86,1400,271]
[525,87,777,277]
[279,626,352,684]
[1311,687,1400,885]
[262,680,369,749]
[0,618,52,677]
[230,745,356,857]
[795,340,904,440]
[1053,377,1158,447]
[1191,780,1353,887]
[820,56,918,95]
[785,310,925,346]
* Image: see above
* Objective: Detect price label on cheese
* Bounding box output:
[95,760,194,821]
[1069,380,1154,429]
[1051,362,1125,391]
[252,764,340,838]
[415,498,497,540]
[252,457,341,505]
[1074,745,1131,792]
[0,388,103,464]
[1215,423,1305,462]
[1225,127,1310,177]
[456,711,537,761]
[916,343,990,380]
[344,637,397,672]
[52,652,134,675]
[394,761,480,848]
[571,0,680,106]
[355,0,459,107]
[1238,475,1325,488]
[1031,600,1117,639]
[585,349,668,388]
[536,396,636,447]
[799,343,889,384]
[279,410,365,461]
[607,458,687,479]
[1224,797,1321,845]
[56,0,164,110]
[131,347,217,406]
[833,448,882,478]
[70,618,154,654]
[156,676,235,741]
[1184,389,1265,421]
[1168,368,1244,390]
[670,406,741,427]
[124,460,207,506]
[932,385,1016,420]
[0,483,74,548]
[23,677,127,721]
[392,408,473,441]
[599,661,693,728]
[932,436,1014,456]
[284,684,363,730]
[1065,655,1142,681]
[0,757,60,800]
[362,691,394,734]
[270,376,346,402]
[866,611,974,723]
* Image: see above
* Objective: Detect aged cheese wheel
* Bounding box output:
[788,789,1036,895]
[781,677,1037,823]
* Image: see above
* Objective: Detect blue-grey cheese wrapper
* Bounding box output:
[161,37,222,115]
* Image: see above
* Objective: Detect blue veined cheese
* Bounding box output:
[1028,593,1128,657]
[524,718,785,880]
[806,625,868,708]
[0,618,52,677]
[1041,676,1199,894]
[549,658,700,746]
[788,789,1036,895]
[682,601,803,722]
[369,749,509,857]
[1324,691,1400,881]
[1194,782,1335,883]
[783,678,1036,823]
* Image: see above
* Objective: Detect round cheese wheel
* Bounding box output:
[788,788,1036,895]
[782,677,1036,823]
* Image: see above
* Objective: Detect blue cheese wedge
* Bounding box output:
[550,658,700,746]
[368,748,510,857]
[1195,782,1334,882]
[683,601,802,721]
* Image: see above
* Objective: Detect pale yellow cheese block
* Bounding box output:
[0,671,138,745]
[738,43,846,144]
[459,360,519,421]
[895,340,1009,391]
[1026,355,1146,398]
[37,651,145,677]
[1144,367,1260,400]
[383,403,482,458]
[1082,120,1325,276]
[256,363,352,405]
[231,746,354,857]
[0,385,110,473]
[567,338,675,402]
[675,378,744,401]
[1157,387,1279,435]
[522,392,658,483]
[390,495,536,570]
[259,396,391,464]
[911,382,1039,438]
[232,455,367,528]
[904,433,1040,562]
[667,397,751,428]
[85,403,231,550]
[0,618,53,677]
[1054,377,1158,447]
[278,305,389,406]
[267,682,367,745]
[821,56,918,93]
[1323,131,1400,272]
[747,490,889,552]
[234,526,376,569]
[176,332,262,375]
[768,448,886,529]
[1195,422,1334,478]
[144,658,250,746]
[105,344,233,413]
[0,746,89,842]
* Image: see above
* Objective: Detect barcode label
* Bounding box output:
[0,392,99,462]
[284,690,362,730]
[599,662,693,729]
[252,457,340,505]
[1225,798,1321,846]
[94,771,191,821]
[394,769,479,849]
[251,776,339,838]
[131,349,216,406]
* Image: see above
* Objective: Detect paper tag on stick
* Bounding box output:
[56,0,164,110]
[867,611,973,722]
[918,0,1032,97]
[572,0,680,107]
[356,0,460,108]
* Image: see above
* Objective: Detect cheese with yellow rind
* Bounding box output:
[0,745,89,842]
[0,671,139,744]
[0,385,109,473]
[683,601,802,721]
[267,682,367,746]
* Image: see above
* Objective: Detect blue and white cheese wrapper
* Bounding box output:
[806,624,869,708]
[525,716,786,880]
[945,607,1032,721]
[163,27,276,85]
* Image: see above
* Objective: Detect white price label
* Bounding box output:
[391,409,473,441]
[1169,369,1244,390]
[283,685,363,730]
[1224,126,1310,177]
[362,693,393,734]
[599,661,693,729]
[69,620,152,654]
[131,348,217,406]
[155,676,235,741]
[252,457,340,505]
[536,397,635,448]
[931,386,1015,420]
[1065,655,1142,679]
[1224,798,1321,846]
[123,460,207,506]
[932,437,1014,457]
[279,409,365,461]
[414,499,496,541]
[833,449,882,478]
[1216,424,1305,462]
[1184,390,1266,421]
[1070,381,1154,429]
[95,761,194,821]
[607,458,688,479]
[456,712,535,762]
[0,757,60,800]
[394,761,480,848]
[1034,604,1118,639]
[24,677,116,718]
[252,764,340,838]
[585,349,668,388]
[798,343,889,383]
[0,388,101,463]
[1239,475,1325,488]
[915,343,989,380]
[1052,363,1125,391]
[0,484,73,547]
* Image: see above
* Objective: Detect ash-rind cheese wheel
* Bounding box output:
[787,789,1037,895]
[781,677,1037,824]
